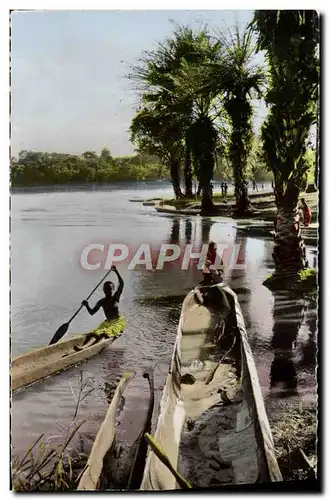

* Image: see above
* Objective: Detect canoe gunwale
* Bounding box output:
[225,286,282,482]
[140,284,282,490]
[11,334,116,392]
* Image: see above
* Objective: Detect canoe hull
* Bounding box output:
[11,335,115,392]
[140,284,282,490]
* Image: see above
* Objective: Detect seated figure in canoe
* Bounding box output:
[75,265,125,350]
[201,241,224,286]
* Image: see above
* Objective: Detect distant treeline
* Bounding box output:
[10,146,313,187]
[10,148,168,186]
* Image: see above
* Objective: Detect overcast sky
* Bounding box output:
[11,9,268,157]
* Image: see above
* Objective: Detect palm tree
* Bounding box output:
[177,26,264,215]
[171,51,229,214]
[202,26,265,215]
[252,10,319,275]
[128,25,224,206]
[130,105,184,198]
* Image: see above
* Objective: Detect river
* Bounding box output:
[11,181,317,461]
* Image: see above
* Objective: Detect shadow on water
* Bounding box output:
[224,229,317,410]
[185,218,193,244]
[201,217,216,244]
[269,294,305,398]
[170,218,180,244]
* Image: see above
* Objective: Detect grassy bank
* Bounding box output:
[151,191,318,222]
[263,268,317,299]
[271,405,317,481]
[12,372,121,492]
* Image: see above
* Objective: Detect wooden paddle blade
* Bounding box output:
[49,323,69,345]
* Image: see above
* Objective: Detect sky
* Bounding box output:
[11,9,266,157]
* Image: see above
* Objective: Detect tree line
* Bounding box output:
[11,11,319,275]
[10,149,166,186]
[10,140,277,187]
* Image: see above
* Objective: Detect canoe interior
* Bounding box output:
[11,334,114,392]
[140,284,282,490]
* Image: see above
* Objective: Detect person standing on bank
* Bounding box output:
[300,198,312,227]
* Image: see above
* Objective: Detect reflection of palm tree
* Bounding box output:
[264,238,275,270]
[298,301,317,370]
[228,235,247,285]
[170,218,180,244]
[270,294,305,396]
[185,218,193,244]
[201,218,215,245]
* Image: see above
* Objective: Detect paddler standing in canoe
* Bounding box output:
[75,265,125,349]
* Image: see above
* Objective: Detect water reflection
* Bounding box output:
[185,218,193,244]
[201,218,215,244]
[298,301,317,370]
[269,294,305,397]
[11,186,317,460]
[228,235,248,289]
[170,218,180,244]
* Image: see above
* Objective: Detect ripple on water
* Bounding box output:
[11,186,317,461]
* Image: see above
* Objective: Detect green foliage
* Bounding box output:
[272,407,317,481]
[252,10,319,206]
[10,149,166,186]
[247,138,274,181]
[129,24,227,207]
[220,27,265,211]
[263,268,317,298]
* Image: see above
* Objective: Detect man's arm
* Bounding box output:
[112,265,124,301]
[82,299,102,316]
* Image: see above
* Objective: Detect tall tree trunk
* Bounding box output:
[188,116,217,214]
[201,182,215,215]
[315,101,319,189]
[272,206,307,274]
[234,180,250,215]
[184,146,193,198]
[197,182,202,196]
[199,157,216,215]
[272,180,308,274]
[169,159,182,199]
[232,148,251,215]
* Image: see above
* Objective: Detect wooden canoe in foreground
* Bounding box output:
[140,283,282,490]
[11,334,119,392]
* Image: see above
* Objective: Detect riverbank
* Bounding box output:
[130,190,318,246]
[271,404,317,481]
[152,190,318,219]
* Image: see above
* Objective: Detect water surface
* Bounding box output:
[11,182,317,458]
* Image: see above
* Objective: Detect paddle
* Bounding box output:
[49,269,113,345]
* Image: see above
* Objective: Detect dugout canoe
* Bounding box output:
[77,370,155,490]
[11,333,119,392]
[140,283,282,490]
